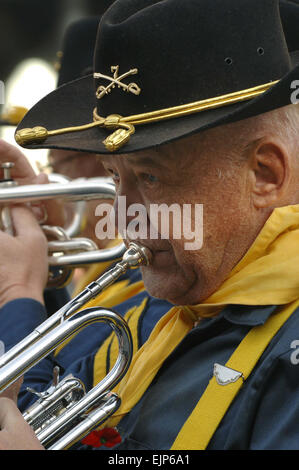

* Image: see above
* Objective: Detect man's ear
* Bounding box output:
[248,137,290,209]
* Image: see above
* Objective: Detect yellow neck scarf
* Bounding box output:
[104,204,299,428]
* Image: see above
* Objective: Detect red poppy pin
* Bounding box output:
[82,427,122,448]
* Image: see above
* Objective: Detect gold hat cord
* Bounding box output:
[15,80,279,152]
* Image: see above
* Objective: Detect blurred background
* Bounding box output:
[0,0,115,170]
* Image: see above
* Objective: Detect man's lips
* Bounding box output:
[124,238,171,266]
[125,239,172,268]
[147,249,172,268]
[125,237,169,252]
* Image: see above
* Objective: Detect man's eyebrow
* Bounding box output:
[99,150,173,169]
[125,154,170,169]
[49,152,91,166]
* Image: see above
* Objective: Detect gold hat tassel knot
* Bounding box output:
[98,113,135,151]
[15,108,135,152]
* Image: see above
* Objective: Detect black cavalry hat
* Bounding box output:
[15,0,299,155]
[56,16,99,87]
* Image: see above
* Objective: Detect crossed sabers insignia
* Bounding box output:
[94,65,141,99]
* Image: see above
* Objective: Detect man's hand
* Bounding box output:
[0,398,44,450]
[0,377,44,450]
[0,377,23,403]
[0,139,36,185]
[0,205,48,307]
[0,139,66,227]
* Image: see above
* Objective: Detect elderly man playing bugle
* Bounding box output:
[0,0,299,451]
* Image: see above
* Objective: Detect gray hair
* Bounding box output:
[168,102,299,173]
[252,103,299,155]
[211,103,299,165]
[187,103,299,184]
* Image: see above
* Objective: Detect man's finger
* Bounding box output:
[0,377,23,404]
[0,397,44,449]
[0,139,36,182]
[10,205,46,240]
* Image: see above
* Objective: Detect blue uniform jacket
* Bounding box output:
[1,277,299,450]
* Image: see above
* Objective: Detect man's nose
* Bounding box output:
[113,182,148,235]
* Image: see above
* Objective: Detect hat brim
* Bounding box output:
[15,52,299,155]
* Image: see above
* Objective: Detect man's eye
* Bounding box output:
[140,173,159,185]
[106,168,120,183]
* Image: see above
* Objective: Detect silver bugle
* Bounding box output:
[0,242,152,449]
[0,242,151,392]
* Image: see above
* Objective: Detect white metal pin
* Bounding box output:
[213,363,244,386]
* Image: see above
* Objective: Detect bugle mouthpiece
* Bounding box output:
[122,242,152,268]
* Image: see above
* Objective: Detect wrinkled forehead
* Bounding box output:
[99,132,208,169]
[100,146,171,168]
